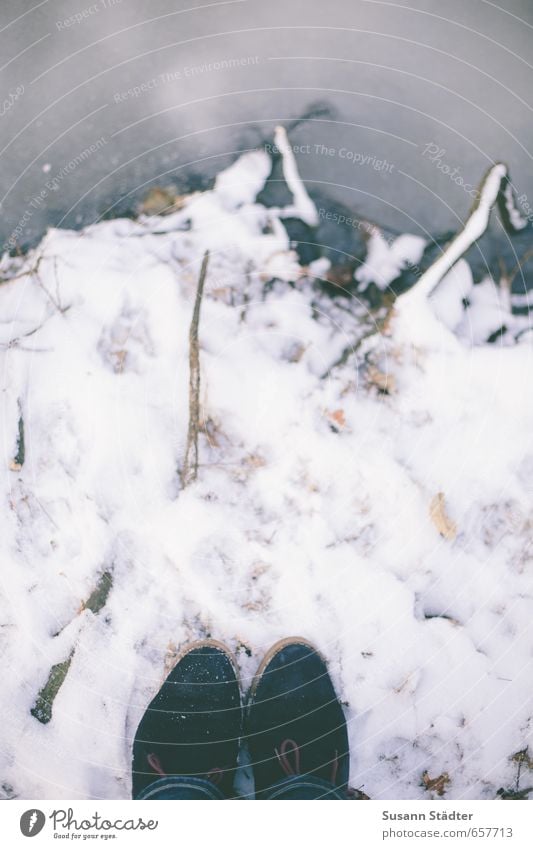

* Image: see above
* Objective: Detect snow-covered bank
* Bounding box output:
[0,145,532,801]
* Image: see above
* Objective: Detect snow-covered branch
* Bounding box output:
[397,163,509,306]
[274,125,319,227]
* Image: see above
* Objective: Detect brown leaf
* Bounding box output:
[139,187,176,216]
[422,770,450,796]
[245,454,267,469]
[327,409,346,431]
[429,493,457,540]
[367,366,396,394]
[139,187,193,216]
[511,748,533,769]
[347,787,371,800]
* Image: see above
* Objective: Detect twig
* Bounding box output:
[0,253,43,286]
[506,247,533,289]
[0,319,48,350]
[180,251,209,488]
[2,254,70,315]
[321,305,394,380]
[35,257,69,314]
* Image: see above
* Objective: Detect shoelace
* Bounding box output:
[146,752,225,785]
[274,738,340,785]
[147,747,357,796]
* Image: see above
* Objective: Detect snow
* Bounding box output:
[0,147,532,802]
[213,150,272,211]
[502,180,528,232]
[430,260,473,331]
[355,229,426,292]
[456,277,510,345]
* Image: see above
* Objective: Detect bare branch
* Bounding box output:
[321,303,394,380]
[180,251,209,488]
[506,247,533,289]
[35,257,69,314]
[0,253,43,286]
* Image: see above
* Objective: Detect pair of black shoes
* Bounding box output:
[132,638,349,799]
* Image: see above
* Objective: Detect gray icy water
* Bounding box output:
[1,0,533,251]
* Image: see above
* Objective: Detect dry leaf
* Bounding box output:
[235,639,252,657]
[430,492,457,540]
[422,770,450,796]
[139,187,193,216]
[511,748,533,769]
[367,366,396,394]
[139,187,177,216]
[327,409,346,431]
[210,286,231,297]
[245,454,267,469]
[9,460,22,472]
[347,787,371,800]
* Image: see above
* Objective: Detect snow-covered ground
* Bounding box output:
[1,139,532,801]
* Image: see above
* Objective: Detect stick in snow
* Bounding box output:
[180,251,209,488]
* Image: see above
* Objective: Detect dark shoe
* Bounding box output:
[246,638,349,798]
[132,640,241,798]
